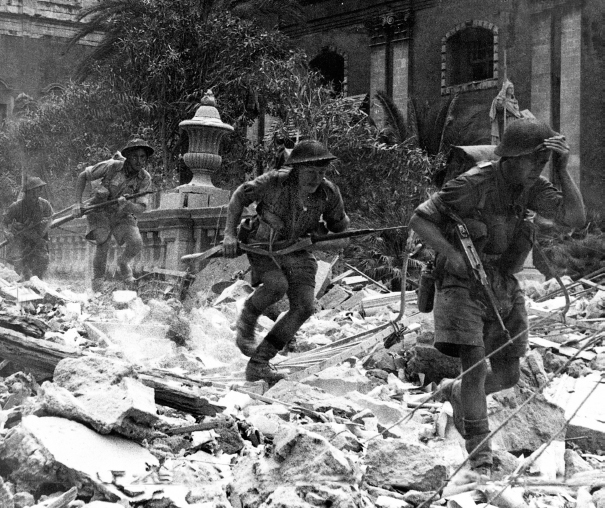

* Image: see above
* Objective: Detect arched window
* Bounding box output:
[42,83,66,96]
[442,21,498,95]
[310,47,347,95]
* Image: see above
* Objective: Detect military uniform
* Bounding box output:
[415,160,564,357]
[228,140,350,384]
[83,156,151,281]
[3,184,53,280]
[236,167,348,289]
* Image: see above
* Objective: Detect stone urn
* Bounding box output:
[178,89,234,201]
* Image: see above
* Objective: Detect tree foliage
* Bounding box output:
[69,0,307,176]
[0,81,160,209]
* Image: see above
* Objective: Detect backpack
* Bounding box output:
[435,145,498,189]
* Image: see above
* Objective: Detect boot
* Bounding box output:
[439,379,465,436]
[464,418,492,478]
[236,300,262,357]
[245,339,286,385]
[118,259,135,284]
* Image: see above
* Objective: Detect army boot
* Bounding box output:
[236,300,262,357]
[439,378,465,436]
[245,339,286,385]
[464,418,493,479]
[118,259,136,284]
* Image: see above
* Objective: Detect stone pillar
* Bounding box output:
[156,90,234,268]
[370,37,387,126]
[531,12,552,127]
[391,38,410,122]
[559,7,582,186]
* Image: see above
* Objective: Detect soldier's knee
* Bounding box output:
[124,232,143,255]
[262,272,289,298]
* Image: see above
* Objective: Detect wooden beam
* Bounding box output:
[0,327,223,417]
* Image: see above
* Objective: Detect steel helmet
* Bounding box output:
[22,176,46,191]
[494,118,557,157]
[120,138,155,158]
[286,140,337,165]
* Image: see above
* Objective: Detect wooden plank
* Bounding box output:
[287,322,420,382]
[528,306,603,333]
[330,269,354,285]
[0,326,224,417]
[274,322,393,367]
[529,335,596,361]
[579,278,605,291]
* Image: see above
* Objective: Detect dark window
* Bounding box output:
[310,50,345,94]
[446,27,494,86]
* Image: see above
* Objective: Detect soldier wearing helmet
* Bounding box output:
[72,138,153,291]
[410,118,585,478]
[223,139,350,384]
[2,176,54,280]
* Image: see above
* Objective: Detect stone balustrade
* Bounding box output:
[48,202,228,279]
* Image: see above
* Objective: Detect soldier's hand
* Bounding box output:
[223,234,239,258]
[71,204,84,218]
[543,135,569,161]
[117,196,127,210]
[445,250,469,279]
[4,231,14,242]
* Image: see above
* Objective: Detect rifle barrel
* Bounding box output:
[312,225,408,243]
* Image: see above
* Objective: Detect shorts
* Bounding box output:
[433,274,528,360]
[247,250,318,288]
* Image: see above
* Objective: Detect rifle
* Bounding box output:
[181,226,408,264]
[0,190,154,249]
[452,220,512,342]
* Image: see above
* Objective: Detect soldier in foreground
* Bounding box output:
[72,138,153,291]
[223,140,350,384]
[410,119,585,476]
[2,176,54,281]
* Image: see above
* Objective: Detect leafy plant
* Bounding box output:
[0,80,161,210]
[534,212,605,279]
[68,1,308,179]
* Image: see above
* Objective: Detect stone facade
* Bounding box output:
[288,0,605,215]
[0,0,101,119]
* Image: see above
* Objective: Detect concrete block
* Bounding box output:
[159,192,185,209]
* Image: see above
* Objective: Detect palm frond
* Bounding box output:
[437,91,459,153]
[375,90,408,143]
[407,98,419,147]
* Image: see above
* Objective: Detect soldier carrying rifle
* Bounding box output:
[72,138,153,292]
[2,176,54,281]
[410,119,586,477]
[222,140,351,385]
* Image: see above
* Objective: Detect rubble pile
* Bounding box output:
[0,262,605,508]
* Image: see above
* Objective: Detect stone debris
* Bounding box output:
[0,265,605,507]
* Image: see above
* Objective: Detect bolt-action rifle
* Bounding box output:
[181,226,408,264]
[451,218,512,342]
[0,190,154,249]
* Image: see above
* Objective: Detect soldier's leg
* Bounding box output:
[245,283,314,384]
[245,253,316,384]
[459,344,492,474]
[113,224,143,282]
[89,227,112,284]
[484,287,527,395]
[237,267,288,357]
[264,282,315,350]
[29,243,50,279]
